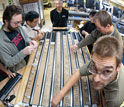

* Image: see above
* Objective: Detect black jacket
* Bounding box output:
[50,8,68,27]
[80,21,96,35]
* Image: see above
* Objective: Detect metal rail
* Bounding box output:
[71,32,84,107]
[38,32,52,106]
[75,32,92,106]
[66,32,74,106]
[60,32,64,106]
[29,32,47,106]
[49,32,57,106]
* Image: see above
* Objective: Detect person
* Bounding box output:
[80,11,97,38]
[79,10,97,53]
[50,0,69,27]
[0,63,16,82]
[71,10,123,52]
[22,11,44,41]
[51,36,124,107]
[0,5,37,72]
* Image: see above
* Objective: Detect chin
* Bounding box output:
[93,83,104,90]
[94,86,103,90]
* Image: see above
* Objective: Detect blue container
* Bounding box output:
[122,53,124,64]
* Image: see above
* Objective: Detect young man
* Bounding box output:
[22,11,44,40]
[79,10,97,53]
[80,11,97,38]
[0,5,37,72]
[50,0,68,27]
[51,36,124,107]
[71,10,123,52]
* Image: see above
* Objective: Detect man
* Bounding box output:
[51,36,124,107]
[50,0,69,27]
[79,10,97,53]
[22,11,44,40]
[0,5,37,72]
[71,10,123,52]
[80,11,97,38]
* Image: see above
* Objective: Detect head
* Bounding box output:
[93,10,112,35]
[3,5,23,31]
[25,11,39,28]
[90,36,123,90]
[54,0,63,11]
[89,11,97,23]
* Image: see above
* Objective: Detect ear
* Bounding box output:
[106,24,111,28]
[4,19,9,25]
[116,62,122,73]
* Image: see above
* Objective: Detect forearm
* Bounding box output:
[52,70,81,106]
[0,63,8,74]
[77,34,95,49]
[82,30,86,35]
[60,70,81,95]
[0,50,26,68]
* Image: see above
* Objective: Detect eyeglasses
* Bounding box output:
[10,21,22,26]
[89,60,116,80]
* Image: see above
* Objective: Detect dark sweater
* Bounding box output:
[50,8,68,27]
[80,21,96,36]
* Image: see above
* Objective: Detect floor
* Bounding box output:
[41,7,54,32]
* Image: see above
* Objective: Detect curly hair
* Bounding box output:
[3,5,23,23]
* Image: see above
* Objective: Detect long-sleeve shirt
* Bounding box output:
[80,21,96,35]
[77,26,123,49]
[80,61,124,107]
[0,26,31,71]
[50,8,68,27]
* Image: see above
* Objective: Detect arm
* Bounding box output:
[0,63,16,78]
[51,70,81,106]
[80,21,89,34]
[0,48,26,68]
[82,30,89,37]
[71,29,97,52]
[19,26,31,45]
[77,29,98,49]
[50,11,54,24]
[0,41,37,68]
[32,30,44,41]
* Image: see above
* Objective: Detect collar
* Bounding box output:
[55,8,63,13]
[23,22,34,30]
[104,25,115,36]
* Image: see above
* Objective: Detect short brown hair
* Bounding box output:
[93,10,112,27]
[92,36,123,66]
[3,5,23,23]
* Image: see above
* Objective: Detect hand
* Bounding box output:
[51,93,62,107]
[71,44,78,52]
[84,32,89,37]
[6,72,16,78]
[22,45,36,55]
[29,40,37,49]
[82,30,89,36]
[0,101,4,106]
[37,30,44,40]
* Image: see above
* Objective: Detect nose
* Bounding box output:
[17,23,21,27]
[93,74,101,82]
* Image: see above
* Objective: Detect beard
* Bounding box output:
[7,22,18,31]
